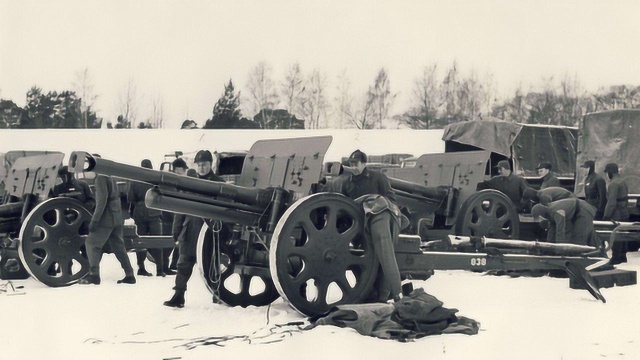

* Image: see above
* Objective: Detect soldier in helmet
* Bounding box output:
[335,149,405,303]
[603,163,630,264]
[164,150,225,308]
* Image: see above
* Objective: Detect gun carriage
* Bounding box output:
[65,135,611,316]
[0,151,175,287]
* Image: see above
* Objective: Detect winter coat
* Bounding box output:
[604,175,629,221]
[127,181,161,221]
[540,171,560,189]
[171,170,226,256]
[90,175,123,229]
[583,172,607,219]
[477,173,529,211]
[537,187,576,206]
[545,198,596,246]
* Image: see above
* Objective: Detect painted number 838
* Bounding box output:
[470,258,487,266]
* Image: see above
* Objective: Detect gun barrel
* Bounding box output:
[388,177,449,200]
[68,151,273,207]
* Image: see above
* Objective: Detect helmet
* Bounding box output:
[194,150,213,163]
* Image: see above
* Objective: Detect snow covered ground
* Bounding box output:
[2,251,639,360]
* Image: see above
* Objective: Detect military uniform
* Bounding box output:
[478,173,530,212]
[540,171,560,189]
[583,172,607,220]
[533,198,597,246]
[604,172,629,263]
[128,181,165,275]
[537,186,576,206]
[339,165,403,302]
[82,174,134,283]
[172,170,225,292]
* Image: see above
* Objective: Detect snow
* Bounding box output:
[2,252,639,360]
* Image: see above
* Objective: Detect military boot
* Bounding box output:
[163,291,185,308]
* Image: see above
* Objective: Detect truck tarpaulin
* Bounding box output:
[576,110,640,196]
[442,121,578,178]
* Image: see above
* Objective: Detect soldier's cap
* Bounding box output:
[186,168,198,177]
[172,158,188,170]
[58,165,70,176]
[141,159,153,169]
[348,149,367,164]
[522,187,539,202]
[580,160,595,168]
[494,160,511,170]
[604,163,619,174]
[536,162,552,170]
[194,150,213,163]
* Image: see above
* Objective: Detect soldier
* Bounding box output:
[167,158,189,271]
[79,155,135,285]
[533,186,576,206]
[164,150,225,308]
[51,165,95,211]
[536,162,560,189]
[580,160,607,220]
[477,160,530,212]
[127,159,171,277]
[336,149,405,303]
[531,198,597,246]
[603,163,630,264]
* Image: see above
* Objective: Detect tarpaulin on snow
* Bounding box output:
[576,110,640,195]
[309,288,479,341]
[442,121,578,178]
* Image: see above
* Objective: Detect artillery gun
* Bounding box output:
[68,135,610,316]
[0,151,175,286]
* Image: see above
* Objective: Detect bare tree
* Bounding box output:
[402,63,442,129]
[333,69,354,128]
[301,69,329,129]
[149,93,165,128]
[369,68,396,128]
[346,92,377,129]
[72,67,99,128]
[245,61,278,127]
[280,63,306,118]
[116,77,140,127]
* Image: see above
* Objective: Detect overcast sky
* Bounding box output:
[1,0,640,128]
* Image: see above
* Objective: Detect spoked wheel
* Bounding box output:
[18,198,92,287]
[454,189,520,239]
[270,193,379,317]
[196,222,279,307]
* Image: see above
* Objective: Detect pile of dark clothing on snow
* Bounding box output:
[308,288,479,342]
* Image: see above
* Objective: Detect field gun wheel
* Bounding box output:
[270,193,378,317]
[18,198,91,287]
[454,189,520,239]
[196,223,279,307]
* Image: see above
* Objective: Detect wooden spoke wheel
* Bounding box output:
[270,193,378,317]
[454,189,520,239]
[18,198,91,287]
[196,223,279,307]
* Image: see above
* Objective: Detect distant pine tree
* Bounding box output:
[204,80,248,129]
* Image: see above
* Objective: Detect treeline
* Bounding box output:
[2,62,640,129]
